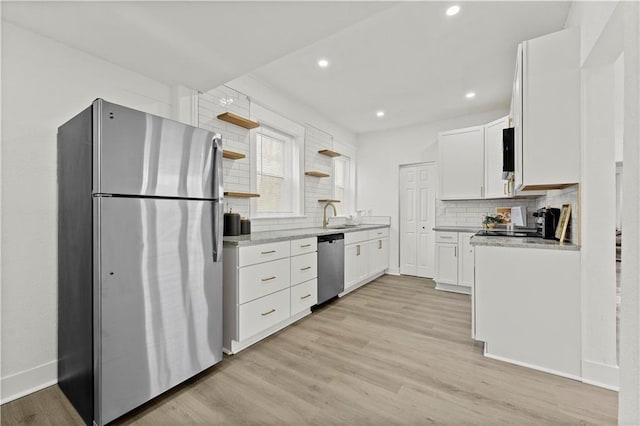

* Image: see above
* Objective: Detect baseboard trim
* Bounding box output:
[483,349,583,383]
[582,360,619,391]
[386,268,400,276]
[1,360,57,404]
[435,282,471,295]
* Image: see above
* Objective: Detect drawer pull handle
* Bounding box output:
[300,266,312,271]
[301,294,311,300]
[261,250,276,254]
[440,236,454,239]
[261,309,276,316]
[300,244,311,248]
[261,276,276,282]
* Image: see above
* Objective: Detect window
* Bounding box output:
[250,103,304,218]
[333,156,350,215]
[255,128,298,215]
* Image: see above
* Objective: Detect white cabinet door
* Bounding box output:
[435,243,458,285]
[484,116,510,199]
[356,242,369,283]
[438,126,484,200]
[369,238,389,276]
[344,244,358,289]
[458,233,475,287]
[519,28,580,190]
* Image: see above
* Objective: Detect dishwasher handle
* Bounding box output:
[318,233,344,243]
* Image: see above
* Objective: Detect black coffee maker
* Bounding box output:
[534,207,561,239]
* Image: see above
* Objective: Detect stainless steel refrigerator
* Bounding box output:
[58,99,224,425]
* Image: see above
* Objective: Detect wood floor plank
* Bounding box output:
[0,275,617,425]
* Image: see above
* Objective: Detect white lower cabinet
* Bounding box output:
[291,279,317,316]
[435,231,474,294]
[343,229,389,294]
[224,238,317,354]
[239,288,290,341]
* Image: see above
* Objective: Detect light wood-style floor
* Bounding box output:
[2,275,617,425]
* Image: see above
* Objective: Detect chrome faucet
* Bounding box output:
[322,202,337,228]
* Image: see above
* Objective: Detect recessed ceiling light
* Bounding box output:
[318,59,329,68]
[466,92,476,99]
[446,5,460,16]
[376,111,385,117]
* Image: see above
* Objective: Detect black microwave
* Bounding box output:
[502,127,514,179]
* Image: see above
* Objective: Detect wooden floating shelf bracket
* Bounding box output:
[222,150,246,160]
[224,192,260,198]
[318,149,341,157]
[217,112,260,129]
[305,171,331,178]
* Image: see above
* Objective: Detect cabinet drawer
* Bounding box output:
[291,279,317,316]
[291,252,318,285]
[345,230,369,245]
[435,231,458,244]
[367,228,389,240]
[239,241,290,267]
[239,288,290,341]
[290,237,317,256]
[239,258,290,304]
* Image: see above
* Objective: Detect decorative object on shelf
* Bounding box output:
[305,171,330,178]
[318,149,341,157]
[224,208,241,236]
[224,192,260,198]
[482,214,504,229]
[217,112,260,129]
[240,217,251,235]
[223,150,246,160]
[555,204,572,243]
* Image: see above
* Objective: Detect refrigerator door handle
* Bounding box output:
[213,201,223,262]
[212,135,223,201]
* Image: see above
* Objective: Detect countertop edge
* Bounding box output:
[223,224,390,247]
[470,235,581,251]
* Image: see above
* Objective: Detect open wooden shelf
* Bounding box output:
[217,112,260,129]
[318,199,340,203]
[305,171,330,178]
[222,150,246,160]
[224,192,260,198]
[318,149,341,157]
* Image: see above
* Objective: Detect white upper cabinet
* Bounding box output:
[438,126,485,200]
[484,116,510,199]
[514,28,580,191]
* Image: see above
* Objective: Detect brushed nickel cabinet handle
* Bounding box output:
[261,276,276,282]
[356,245,360,256]
[300,266,311,271]
[261,309,276,316]
[300,294,311,299]
[378,240,382,249]
[300,244,311,248]
[261,250,276,254]
[440,236,454,239]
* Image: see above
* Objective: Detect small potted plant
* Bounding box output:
[483,214,504,229]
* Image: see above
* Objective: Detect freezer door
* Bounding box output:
[95,197,222,425]
[94,100,221,199]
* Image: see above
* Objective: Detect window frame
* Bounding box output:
[249,104,305,219]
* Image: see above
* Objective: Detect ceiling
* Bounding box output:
[250,1,572,133]
[2,1,571,134]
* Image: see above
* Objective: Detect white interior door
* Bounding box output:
[400,163,436,278]
[400,167,417,275]
[416,165,435,277]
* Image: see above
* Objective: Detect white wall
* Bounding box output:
[356,109,507,274]
[1,22,174,403]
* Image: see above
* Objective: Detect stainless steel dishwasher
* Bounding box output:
[317,233,345,305]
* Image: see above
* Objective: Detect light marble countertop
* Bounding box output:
[470,235,580,251]
[223,224,390,247]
